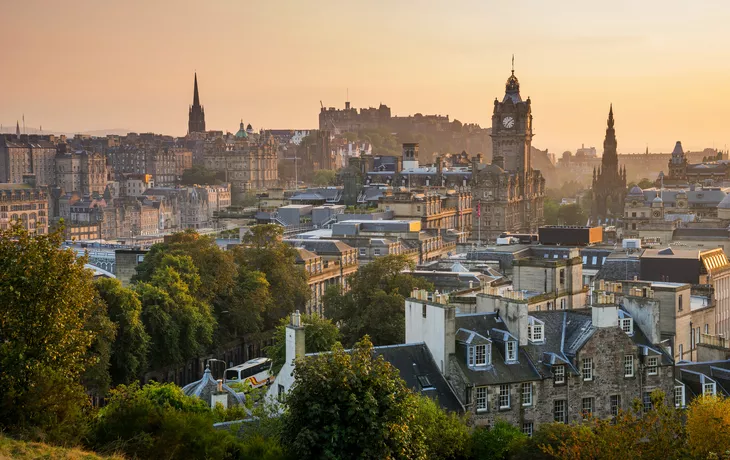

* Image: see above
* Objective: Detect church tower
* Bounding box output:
[188,73,206,134]
[591,105,627,225]
[491,60,533,190]
[667,141,688,181]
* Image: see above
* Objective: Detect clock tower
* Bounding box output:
[491,65,533,187]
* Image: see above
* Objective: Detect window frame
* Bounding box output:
[522,422,534,437]
[581,397,593,418]
[506,341,517,362]
[554,399,567,423]
[674,385,685,408]
[498,384,510,409]
[619,317,633,335]
[521,382,533,406]
[475,386,488,412]
[647,356,659,376]
[610,394,621,417]
[474,344,488,367]
[704,381,716,396]
[643,391,653,413]
[624,355,635,378]
[554,365,565,384]
[582,357,593,381]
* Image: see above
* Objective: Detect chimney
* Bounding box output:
[217,379,223,392]
[591,304,619,328]
[286,310,306,365]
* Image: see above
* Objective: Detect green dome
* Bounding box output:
[235,120,248,138]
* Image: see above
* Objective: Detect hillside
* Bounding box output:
[0,436,123,460]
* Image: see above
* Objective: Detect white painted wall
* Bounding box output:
[405,299,447,373]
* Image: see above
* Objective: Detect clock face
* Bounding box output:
[502,116,515,129]
[652,210,661,218]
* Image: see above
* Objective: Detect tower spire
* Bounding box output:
[511,54,515,75]
[16,121,20,137]
[193,72,200,107]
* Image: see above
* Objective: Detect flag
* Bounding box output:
[477,201,481,218]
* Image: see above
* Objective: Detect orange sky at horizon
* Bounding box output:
[2,0,729,155]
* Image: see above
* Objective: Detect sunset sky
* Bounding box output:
[2,0,729,154]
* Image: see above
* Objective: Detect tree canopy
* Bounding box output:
[281,336,426,459]
[324,254,432,346]
[180,165,223,186]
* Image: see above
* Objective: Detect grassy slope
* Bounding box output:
[0,436,123,460]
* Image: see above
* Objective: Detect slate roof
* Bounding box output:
[285,238,355,255]
[676,360,730,400]
[374,343,464,413]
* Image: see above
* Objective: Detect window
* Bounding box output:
[499,384,510,409]
[559,269,565,286]
[560,298,566,310]
[475,386,488,412]
[704,381,716,396]
[647,357,658,376]
[582,397,593,418]
[554,365,565,384]
[582,256,587,264]
[678,295,683,312]
[610,395,621,417]
[373,248,381,256]
[678,344,683,360]
[554,399,567,423]
[643,392,653,412]
[619,318,633,335]
[674,385,685,408]
[592,256,597,265]
[521,382,533,406]
[422,303,427,318]
[506,341,517,362]
[528,321,544,343]
[582,358,593,381]
[359,248,366,256]
[705,324,709,334]
[475,344,488,366]
[522,422,534,437]
[624,355,634,377]
[468,346,474,366]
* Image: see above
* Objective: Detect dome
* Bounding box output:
[652,194,663,203]
[482,163,504,175]
[628,185,643,196]
[718,194,730,209]
[235,120,248,138]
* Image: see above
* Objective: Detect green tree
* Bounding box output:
[266,314,341,374]
[83,296,117,398]
[472,420,527,460]
[312,169,337,186]
[543,197,560,225]
[234,225,309,329]
[180,165,222,186]
[95,278,151,386]
[557,203,587,226]
[412,396,472,459]
[324,254,432,346]
[637,177,654,189]
[136,265,215,370]
[281,336,426,459]
[0,225,97,442]
[219,267,274,343]
[91,382,241,459]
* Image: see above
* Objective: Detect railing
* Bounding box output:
[700,334,728,349]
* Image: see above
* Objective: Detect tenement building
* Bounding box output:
[0,134,58,186]
[406,290,675,431]
[0,184,49,234]
[591,105,627,225]
[471,66,545,242]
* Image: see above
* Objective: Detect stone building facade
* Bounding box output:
[406,291,675,432]
[203,133,278,197]
[471,67,545,242]
[0,135,58,186]
[0,184,49,234]
[55,150,107,195]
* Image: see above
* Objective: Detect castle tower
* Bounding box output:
[591,105,627,225]
[668,141,688,181]
[188,73,206,134]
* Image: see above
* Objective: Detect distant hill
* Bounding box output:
[0,124,131,137]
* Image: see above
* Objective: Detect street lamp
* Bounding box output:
[207,358,227,380]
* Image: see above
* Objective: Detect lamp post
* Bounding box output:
[207,358,227,380]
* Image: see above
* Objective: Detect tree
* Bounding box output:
[219,267,273,343]
[234,225,309,329]
[686,395,730,458]
[180,165,222,186]
[136,265,215,370]
[472,420,527,460]
[312,169,337,187]
[83,295,117,398]
[324,254,433,346]
[637,178,654,189]
[91,382,241,459]
[281,337,426,459]
[95,278,151,386]
[266,314,341,374]
[558,203,587,226]
[543,197,560,225]
[0,225,97,442]
[411,395,472,459]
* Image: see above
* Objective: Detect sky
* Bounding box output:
[2,0,729,154]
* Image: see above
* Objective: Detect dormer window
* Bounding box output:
[704,380,716,396]
[468,343,491,367]
[619,317,633,335]
[506,341,517,362]
[527,317,545,343]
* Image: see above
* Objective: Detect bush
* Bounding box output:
[90,382,238,459]
[472,420,527,460]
